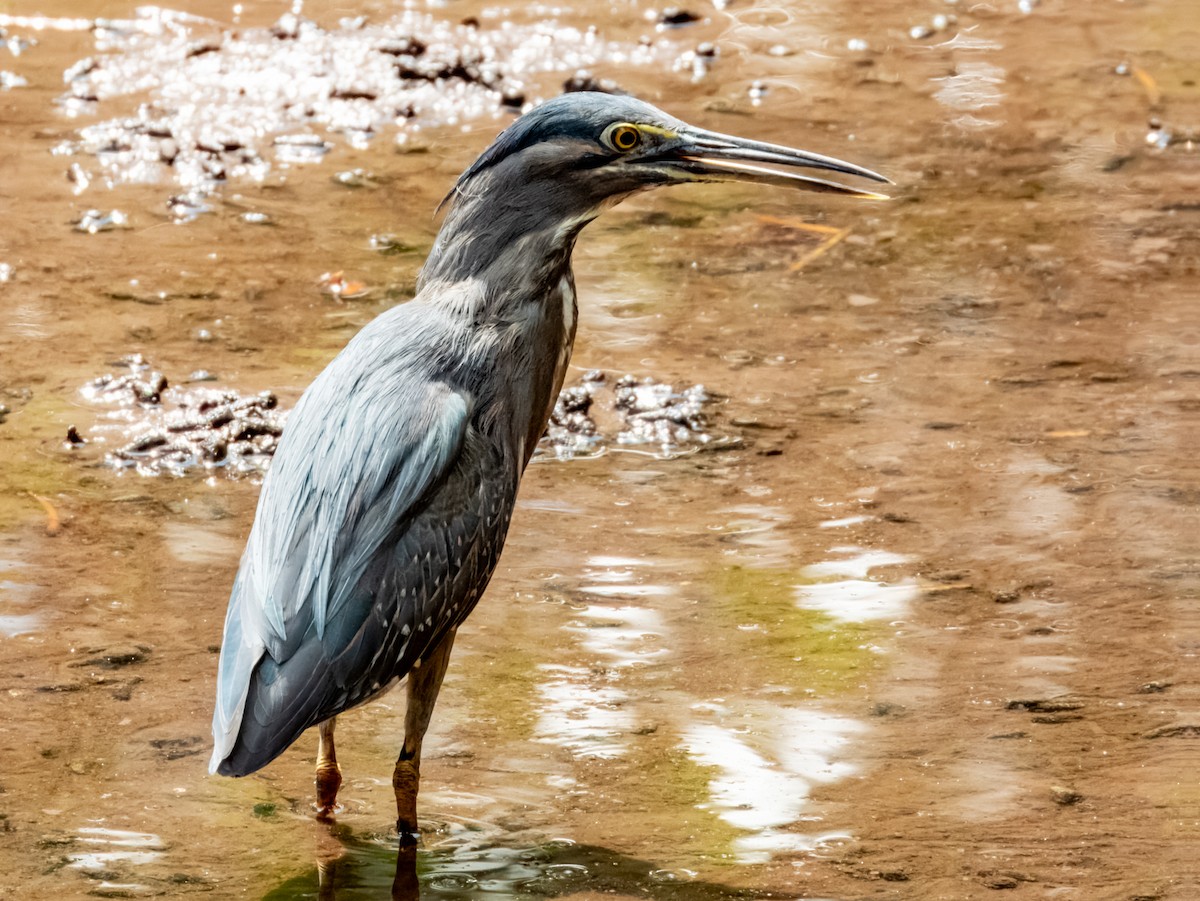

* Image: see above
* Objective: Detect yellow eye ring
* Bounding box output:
[607,124,642,152]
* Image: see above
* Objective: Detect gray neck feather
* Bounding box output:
[417,165,593,307]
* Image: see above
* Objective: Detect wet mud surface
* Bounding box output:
[1,0,1197,899]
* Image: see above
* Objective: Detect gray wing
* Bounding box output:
[210,322,471,774]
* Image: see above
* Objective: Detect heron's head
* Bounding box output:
[443,92,889,226]
[420,93,889,289]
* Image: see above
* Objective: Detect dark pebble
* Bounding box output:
[1137,681,1171,693]
[70,645,151,669]
[659,8,701,26]
[1006,698,1083,713]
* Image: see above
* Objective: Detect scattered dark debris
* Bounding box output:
[562,70,628,95]
[35,682,86,693]
[79,356,285,479]
[149,736,205,761]
[979,873,1019,890]
[332,168,382,189]
[269,12,308,40]
[167,190,212,222]
[924,570,966,583]
[317,270,370,300]
[73,209,129,234]
[500,87,526,108]
[539,370,730,461]
[84,358,169,405]
[979,869,1038,891]
[1143,723,1200,739]
[53,8,672,210]
[674,41,718,81]
[37,832,75,848]
[390,46,505,90]
[76,359,731,476]
[1137,680,1171,694]
[1050,785,1083,806]
[185,40,220,59]
[988,731,1028,740]
[377,36,427,58]
[1031,714,1084,725]
[908,13,957,42]
[167,873,213,886]
[1144,117,1197,152]
[110,677,142,701]
[1101,154,1136,172]
[658,8,702,27]
[1006,698,1084,713]
[996,373,1046,387]
[369,233,420,255]
[69,645,151,669]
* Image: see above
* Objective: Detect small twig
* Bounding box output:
[788,227,850,272]
[756,215,852,272]
[1131,66,1162,108]
[28,492,61,536]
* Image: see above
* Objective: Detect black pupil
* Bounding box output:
[617,128,636,148]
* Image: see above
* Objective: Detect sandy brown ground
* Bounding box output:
[0,1,1195,899]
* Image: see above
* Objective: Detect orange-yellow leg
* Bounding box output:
[394,629,457,842]
[315,717,342,820]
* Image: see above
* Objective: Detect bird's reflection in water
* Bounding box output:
[262,823,786,901]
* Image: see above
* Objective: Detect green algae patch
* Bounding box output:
[643,747,742,859]
[597,741,742,865]
[710,565,881,697]
[0,388,101,528]
[454,644,541,743]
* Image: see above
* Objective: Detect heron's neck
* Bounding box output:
[416,183,594,307]
[415,188,586,470]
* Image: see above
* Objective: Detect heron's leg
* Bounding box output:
[394,629,457,841]
[393,843,419,900]
[315,717,342,819]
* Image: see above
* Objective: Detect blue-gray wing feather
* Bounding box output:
[210,308,474,773]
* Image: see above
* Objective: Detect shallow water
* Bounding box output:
[0,0,1197,899]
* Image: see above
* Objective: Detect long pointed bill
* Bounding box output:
[664,127,891,199]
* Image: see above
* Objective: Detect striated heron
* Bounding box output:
[210,91,888,839]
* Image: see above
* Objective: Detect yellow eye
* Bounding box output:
[607,124,642,152]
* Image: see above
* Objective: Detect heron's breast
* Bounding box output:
[554,274,578,389]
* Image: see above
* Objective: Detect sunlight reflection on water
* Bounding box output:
[798,546,918,622]
[66,826,165,886]
[0,554,42,637]
[682,704,864,863]
[534,664,632,759]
